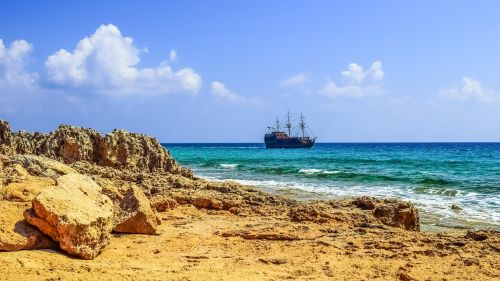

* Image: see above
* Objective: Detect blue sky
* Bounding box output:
[1,0,500,142]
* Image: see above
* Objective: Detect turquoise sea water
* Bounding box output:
[163,143,500,231]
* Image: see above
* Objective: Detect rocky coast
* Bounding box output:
[0,120,498,280]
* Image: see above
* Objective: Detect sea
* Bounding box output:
[163,143,500,231]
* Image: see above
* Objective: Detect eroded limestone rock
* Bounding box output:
[372,199,420,231]
[0,201,55,251]
[24,174,114,259]
[0,120,187,175]
[114,186,160,234]
[8,155,77,179]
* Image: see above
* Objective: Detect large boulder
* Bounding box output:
[0,201,55,251]
[24,174,114,259]
[113,186,160,234]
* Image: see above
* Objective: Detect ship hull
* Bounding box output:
[264,134,315,149]
[265,142,314,149]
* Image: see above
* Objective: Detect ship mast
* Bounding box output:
[299,113,306,137]
[275,117,281,131]
[286,111,292,136]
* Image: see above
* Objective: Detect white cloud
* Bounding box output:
[341,63,366,83]
[279,73,307,87]
[370,61,384,81]
[211,81,244,102]
[439,77,498,103]
[341,61,384,83]
[320,61,384,99]
[320,82,363,98]
[169,49,177,62]
[45,24,201,96]
[211,81,260,105]
[0,38,37,89]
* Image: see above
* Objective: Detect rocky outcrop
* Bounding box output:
[98,129,180,173]
[24,174,114,259]
[0,201,55,251]
[0,120,189,175]
[113,186,160,234]
[288,198,420,231]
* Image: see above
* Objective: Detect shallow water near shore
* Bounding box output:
[164,143,500,231]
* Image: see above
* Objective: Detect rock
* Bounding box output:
[354,197,420,231]
[451,204,462,211]
[8,155,77,179]
[397,270,416,281]
[0,120,186,174]
[24,174,114,259]
[465,230,488,241]
[0,201,55,251]
[98,129,180,173]
[113,186,160,234]
[0,120,14,155]
[93,178,123,204]
[0,162,56,202]
[151,195,179,212]
[191,197,223,210]
[289,204,339,223]
[463,257,479,266]
[0,176,54,202]
[355,197,376,210]
[373,199,420,231]
[42,125,102,163]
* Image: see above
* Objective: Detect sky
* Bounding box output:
[1,0,500,142]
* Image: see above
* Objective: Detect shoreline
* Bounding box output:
[194,174,500,233]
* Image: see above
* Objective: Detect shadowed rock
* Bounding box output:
[0,201,55,251]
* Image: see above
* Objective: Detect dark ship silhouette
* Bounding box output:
[264,112,316,148]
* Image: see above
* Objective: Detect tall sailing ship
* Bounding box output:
[264,112,316,149]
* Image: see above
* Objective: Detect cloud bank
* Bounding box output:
[45,24,201,96]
